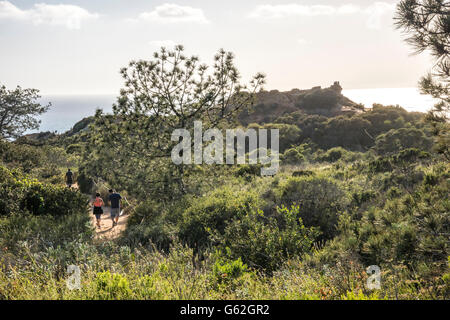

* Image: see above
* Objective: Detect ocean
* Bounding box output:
[342,88,438,113]
[34,94,116,134]
[31,88,438,134]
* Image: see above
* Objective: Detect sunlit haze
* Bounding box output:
[0,0,433,95]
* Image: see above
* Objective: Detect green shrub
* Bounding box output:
[387,187,402,199]
[327,166,449,279]
[66,143,83,155]
[341,290,382,300]
[321,117,373,150]
[292,170,315,177]
[0,166,19,215]
[316,147,347,162]
[351,190,377,207]
[392,148,431,164]
[20,181,87,216]
[212,257,249,285]
[0,140,43,172]
[369,157,392,173]
[122,201,175,251]
[234,164,262,177]
[276,176,347,239]
[76,167,94,194]
[0,211,92,253]
[179,186,259,251]
[423,172,439,187]
[220,206,319,271]
[282,147,306,164]
[95,271,132,300]
[0,165,88,217]
[374,127,432,155]
[260,123,302,152]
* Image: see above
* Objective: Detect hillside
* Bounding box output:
[239,82,363,125]
[1,84,448,300]
[20,82,364,144]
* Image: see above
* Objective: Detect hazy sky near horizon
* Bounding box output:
[0,0,433,95]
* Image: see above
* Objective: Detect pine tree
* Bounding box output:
[395,0,450,159]
[0,85,50,139]
[84,46,265,199]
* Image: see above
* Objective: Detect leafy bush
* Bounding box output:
[259,123,302,152]
[318,164,449,295]
[66,143,83,155]
[0,211,92,252]
[316,147,347,162]
[392,148,431,164]
[321,116,373,150]
[368,157,393,173]
[374,127,432,155]
[0,166,20,216]
[220,206,319,271]
[0,140,43,172]
[292,170,314,177]
[122,200,175,251]
[234,164,262,177]
[76,166,94,194]
[212,257,250,285]
[179,186,259,251]
[95,271,132,300]
[282,147,306,164]
[0,165,88,217]
[351,190,377,207]
[341,290,382,300]
[276,176,347,239]
[361,105,423,137]
[20,180,87,216]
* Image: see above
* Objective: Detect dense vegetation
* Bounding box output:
[0,0,448,300]
[0,92,448,299]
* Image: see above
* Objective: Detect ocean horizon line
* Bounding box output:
[39,86,426,96]
[30,87,438,135]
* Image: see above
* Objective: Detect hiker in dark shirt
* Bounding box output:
[108,189,122,227]
[66,169,73,188]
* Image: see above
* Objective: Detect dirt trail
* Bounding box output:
[90,206,129,241]
[71,183,129,241]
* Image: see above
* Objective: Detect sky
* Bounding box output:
[0,0,433,95]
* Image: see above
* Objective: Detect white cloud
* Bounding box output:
[249,4,335,19]
[0,1,26,19]
[249,2,396,29]
[0,1,98,30]
[297,38,308,45]
[337,4,361,15]
[138,3,209,24]
[149,40,177,48]
[365,2,396,30]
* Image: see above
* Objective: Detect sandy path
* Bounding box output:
[90,207,129,241]
[71,183,129,241]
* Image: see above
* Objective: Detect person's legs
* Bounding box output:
[95,213,101,227]
[110,208,119,227]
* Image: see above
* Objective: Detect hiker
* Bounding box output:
[92,193,104,228]
[108,189,122,227]
[66,169,73,188]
